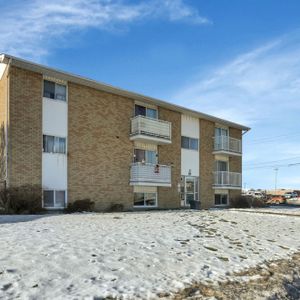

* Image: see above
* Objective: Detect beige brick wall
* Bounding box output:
[67,82,134,211]
[4,65,245,211]
[199,119,215,209]
[0,65,8,180]
[8,66,42,188]
[229,127,242,201]
[157,108,181,208]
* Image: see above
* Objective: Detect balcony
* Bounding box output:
[213,135,242,156]
[130,162,171,187]
[130,115,172,144]
[213,171,242,189]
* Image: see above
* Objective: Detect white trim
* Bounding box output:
[130,182,171,187]
[213,150,242,157]
[42,78,68,103]
[130,134,172,145]
[215,123,229,130]
[212,186,241,190]
[42,134,67,154]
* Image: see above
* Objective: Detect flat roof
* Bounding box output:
[0,53,250,131]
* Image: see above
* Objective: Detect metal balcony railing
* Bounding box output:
[130,162,171,186]
[130,115,171,142]
[213,171,242,188]
[214,135,242,154]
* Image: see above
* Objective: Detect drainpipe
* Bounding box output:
[4,57,12,187]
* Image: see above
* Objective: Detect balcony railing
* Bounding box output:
[213,171,242,188]
[130,162,171,187]
[214,135,242,155]
[130,115,172,144]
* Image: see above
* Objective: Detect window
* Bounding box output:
[215,194,228,206]
[43,190,66,208]
[134,149,157,164]
[134,193,157,207]
[181,136,199,150]
[215,127,228,137]
[215,160,228,172]
[135,105,158,119]
[43,135,66,154]
[43,80,67,101]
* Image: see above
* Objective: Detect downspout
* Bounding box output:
[5,58,12,187]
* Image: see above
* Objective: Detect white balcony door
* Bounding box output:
[215,127,228,137]
[215,160,228,172]
[135,104,158,119]
[134,149,157,164]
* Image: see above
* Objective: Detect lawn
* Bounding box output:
[1,209,300,299]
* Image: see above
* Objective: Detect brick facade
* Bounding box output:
[0,60,247,211]
[199,119,215,209]
[67,82,134,211]
[157,107,181,208]
[0,66,8,180]
[229,127,242,201]
[8,66,42,188]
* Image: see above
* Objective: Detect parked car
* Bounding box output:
[266,195,286,205]
[284,192,298,199]
[253,192,264,199]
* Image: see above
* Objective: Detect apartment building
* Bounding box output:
[0,54,250,211]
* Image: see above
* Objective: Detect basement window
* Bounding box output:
[43,135,66,154]
[43,190,66,208]
[215,194,228,206]
[43,80,67,101]
[134,193,157,207]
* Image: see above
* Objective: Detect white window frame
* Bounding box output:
[43,80,68,102]
[43,134,67,154]
[133,192,158,208]
[215,160,229,172]
[183,176,199,206]
[181,136,199,151]
[134,104,158,119]
[43,189,67,209]
[215,127,229,137]
[134,148,158,164]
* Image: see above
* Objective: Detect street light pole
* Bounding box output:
[274,168,278,195]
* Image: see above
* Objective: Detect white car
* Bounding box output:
[253,192,264,198]
[284,192,298,199]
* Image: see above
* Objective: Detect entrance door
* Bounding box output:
[185,176,199,206]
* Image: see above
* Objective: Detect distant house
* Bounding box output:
[0,54,250,211]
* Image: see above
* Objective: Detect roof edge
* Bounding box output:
[1,53,250,131]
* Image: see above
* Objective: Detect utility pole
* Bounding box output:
[274,168,278,195]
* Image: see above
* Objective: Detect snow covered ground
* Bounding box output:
[1,210,300,299]
[230,206,300,216]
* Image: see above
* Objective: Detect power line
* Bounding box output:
[244,162,300,170]
[249,131,300,144]
[243,156,300,166]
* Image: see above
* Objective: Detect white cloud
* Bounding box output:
[172,31,300,189]
[0,0,210,60]
[172,33,300,125]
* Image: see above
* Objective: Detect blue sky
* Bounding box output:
[1,0,300,190]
